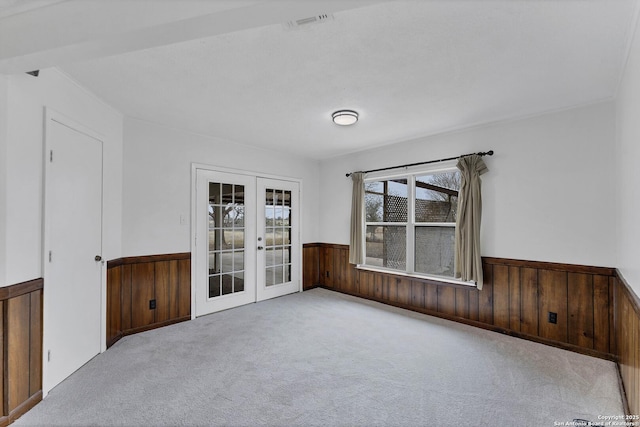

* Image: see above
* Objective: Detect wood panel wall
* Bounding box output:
[615,272,640,416]
[303,243,640,413]
[0,278,43,427]
[303,243,617,360]
[106,253,191,348]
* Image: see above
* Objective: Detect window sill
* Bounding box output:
[356,265,478,289]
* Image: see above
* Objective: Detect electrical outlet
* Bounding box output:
[548,312,558,324]
[149,299,156,310]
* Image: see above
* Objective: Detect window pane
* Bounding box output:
[266,267,276,287]
[415,171,460,222]
[415,226,455,277]
[281,208,290,226]
[387,179,408,197]
[235,251,244,271]
[283,190,292,207]
[209,275,221,298]
[365,225,406,270]
[284,264,291,283]
[209,205,224,228]
[365,179,407,223]
[222,184,233,204]
[266,248,276,267]
[234,185,244,205]
[232,206,245,227]
[221,274,233,295]
[265,227,275,245]
[220,252,234,273]
[208,251,220,274]
[234,272,245,292]
[265,188,275,205]
[365,192,383,222]
[209,229,222,251]
[384,195,407,222]
[228,228,244,249]
[209,183,221,205]
[221,229,234,250]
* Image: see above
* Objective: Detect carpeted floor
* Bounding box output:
[15,288,623,426]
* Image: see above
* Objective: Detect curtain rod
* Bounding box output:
[345,150,494,178]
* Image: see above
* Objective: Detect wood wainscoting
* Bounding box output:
[106,253,191,348]
[0,278,43,427]
[615,272,640,415]
[303,243,640,413]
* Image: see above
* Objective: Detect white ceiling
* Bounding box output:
[0,0,64,19]
[2,0,639,159]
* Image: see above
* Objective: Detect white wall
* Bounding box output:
[319,101,617,268]
[0,75,7,286]
[2,68,123,286]
[121,118,320,257]
[616,11,640,295]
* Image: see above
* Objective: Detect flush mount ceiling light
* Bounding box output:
[332,110,358,126]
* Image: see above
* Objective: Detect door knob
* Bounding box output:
[257,246,264,250]
[95,255,102,261]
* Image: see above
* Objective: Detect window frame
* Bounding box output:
[360,161,474,287]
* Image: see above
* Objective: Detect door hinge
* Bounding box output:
[49,251,52,262]
[50,150,53,163]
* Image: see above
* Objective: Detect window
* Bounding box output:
[364,166,461,280]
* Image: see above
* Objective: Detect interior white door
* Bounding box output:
[195,170,256,316]
[256,178,300,302]
[44,116,103,394]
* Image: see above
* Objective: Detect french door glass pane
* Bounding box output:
[284,265,291,283]
[264,188,293,287]
[221,274,234,295]
[208,182,246,298]
[266,248,276,267]
[209,275,221,298]
[234,272,245,292]
[415,226,455,277]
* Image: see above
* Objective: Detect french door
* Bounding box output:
[195,169,300,317]
[256,178,300,301]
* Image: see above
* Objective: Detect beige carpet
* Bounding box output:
[16,288,623,426]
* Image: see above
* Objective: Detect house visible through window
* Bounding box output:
[364,167,460,279]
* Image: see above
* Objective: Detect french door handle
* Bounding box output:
[257,246,264,250]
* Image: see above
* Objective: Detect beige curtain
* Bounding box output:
[349,172,365,265]
[454,155,488,289]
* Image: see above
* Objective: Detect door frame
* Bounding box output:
[42,107,106,397]
[190,163,303,320]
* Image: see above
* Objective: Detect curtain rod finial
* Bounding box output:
[487,150,494,156]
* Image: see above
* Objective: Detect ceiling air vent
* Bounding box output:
[284,13,334,30]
